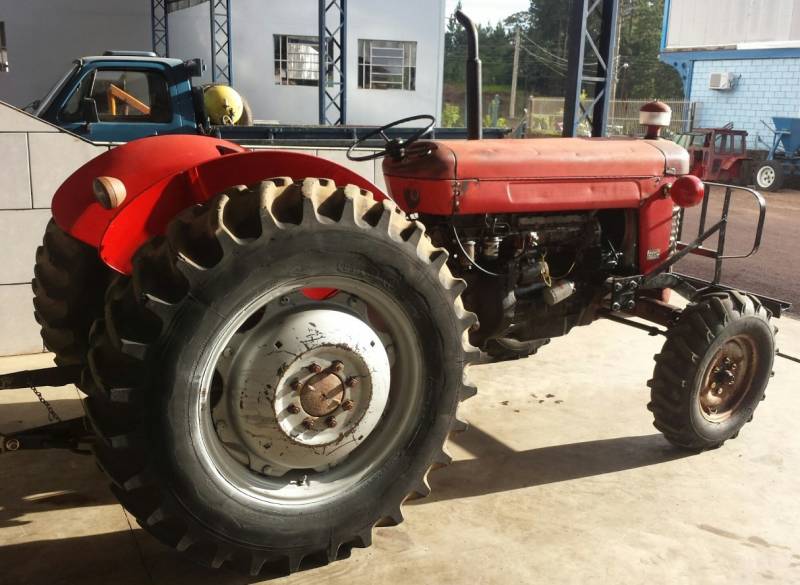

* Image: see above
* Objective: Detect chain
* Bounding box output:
[30,385,61,423]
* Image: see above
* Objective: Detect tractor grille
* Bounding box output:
[669,206,682,254]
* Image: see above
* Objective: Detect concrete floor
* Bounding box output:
[1,316,799,585]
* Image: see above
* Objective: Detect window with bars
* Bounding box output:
[0,22,8,73]
[274,35,333,87]
[166,0,208,13]
[358,39,416,91]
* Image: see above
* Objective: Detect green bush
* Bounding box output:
[442,103,461,128]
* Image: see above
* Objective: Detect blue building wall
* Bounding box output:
[690,58,800,149]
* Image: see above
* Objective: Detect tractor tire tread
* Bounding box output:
[32,219,109,368]
[85,177,479,576]
[649,291,773,451]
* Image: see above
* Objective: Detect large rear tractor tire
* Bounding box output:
[647,292,775,451]
[32,220,110,366]
[84,178,478,575]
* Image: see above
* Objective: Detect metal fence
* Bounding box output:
[524,96,695,137]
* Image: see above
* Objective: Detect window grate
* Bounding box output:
[274,35,333,87]
[166,0,208,14]
[358,39,416,91]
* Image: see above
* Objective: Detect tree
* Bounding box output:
[443,0,683,101]
[615,0,683,100]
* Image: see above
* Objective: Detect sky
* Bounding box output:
[445,0,530,27]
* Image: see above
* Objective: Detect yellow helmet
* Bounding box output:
[203,84,244,125]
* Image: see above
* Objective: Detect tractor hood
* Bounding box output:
[382,137,689,215]
[384,137,688,181]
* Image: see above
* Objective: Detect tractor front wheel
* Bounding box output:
[647,292,775,451]
[84,178,478,575]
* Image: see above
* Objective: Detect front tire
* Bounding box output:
[647,292,775,450]
[85,178,478,575]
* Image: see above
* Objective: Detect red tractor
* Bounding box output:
[675,126,751,184]
[2,11,788,577]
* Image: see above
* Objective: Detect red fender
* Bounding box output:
[51,135,386,274]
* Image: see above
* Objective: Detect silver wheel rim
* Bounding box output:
[192,276,424,507]
[757,166,775,188]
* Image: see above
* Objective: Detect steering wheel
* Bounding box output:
[347,114,436,162]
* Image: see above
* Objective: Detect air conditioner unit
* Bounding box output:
[709,72,735,90]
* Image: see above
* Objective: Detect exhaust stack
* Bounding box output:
[455,10,482,140]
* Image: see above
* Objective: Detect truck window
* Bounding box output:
[59,69,171,123]
[731,134,743,153]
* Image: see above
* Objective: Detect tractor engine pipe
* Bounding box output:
[455,10,482,140]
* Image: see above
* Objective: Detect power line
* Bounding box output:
[520,46,567,77]
[521,33,568,64]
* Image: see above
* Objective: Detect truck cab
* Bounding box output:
[33,51,201,142]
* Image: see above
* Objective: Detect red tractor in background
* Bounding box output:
[2,11,788,577]
[675,126,752,184]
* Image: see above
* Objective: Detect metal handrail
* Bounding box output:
[656,182,767,285]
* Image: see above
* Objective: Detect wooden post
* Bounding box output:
[509,27,521,119]
[527,95,535,130]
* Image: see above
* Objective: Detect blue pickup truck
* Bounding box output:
[30,51,507,146]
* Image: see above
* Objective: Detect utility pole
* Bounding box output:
[608,0,628,106]
[509,27,521,119]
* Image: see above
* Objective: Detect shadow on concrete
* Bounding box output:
[418,426,692,504]
[0,529,154,585]
[0,423,692,584]
[0,395,106,528]
[0,527,332,585]
[0,449,113,530]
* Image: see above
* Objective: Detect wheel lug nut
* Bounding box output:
[325,416,338,428]
[302,417,316,430]
[287,403,300,414]
[341,399,355,411]
[308,363,322,374]
[290,379,301,390]
[332,361,344,372]
[345,376,359,388]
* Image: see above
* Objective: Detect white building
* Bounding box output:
[169,0,445,125]
[0,0,151,107]
[660,0,800,144]
[0,0,446,125]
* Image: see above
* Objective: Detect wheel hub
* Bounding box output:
[699,336,757,422]
[211,299,391,477]
[757,167,775,187]
[299,369,345,416]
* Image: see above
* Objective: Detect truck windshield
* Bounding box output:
[34,63,79,116]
